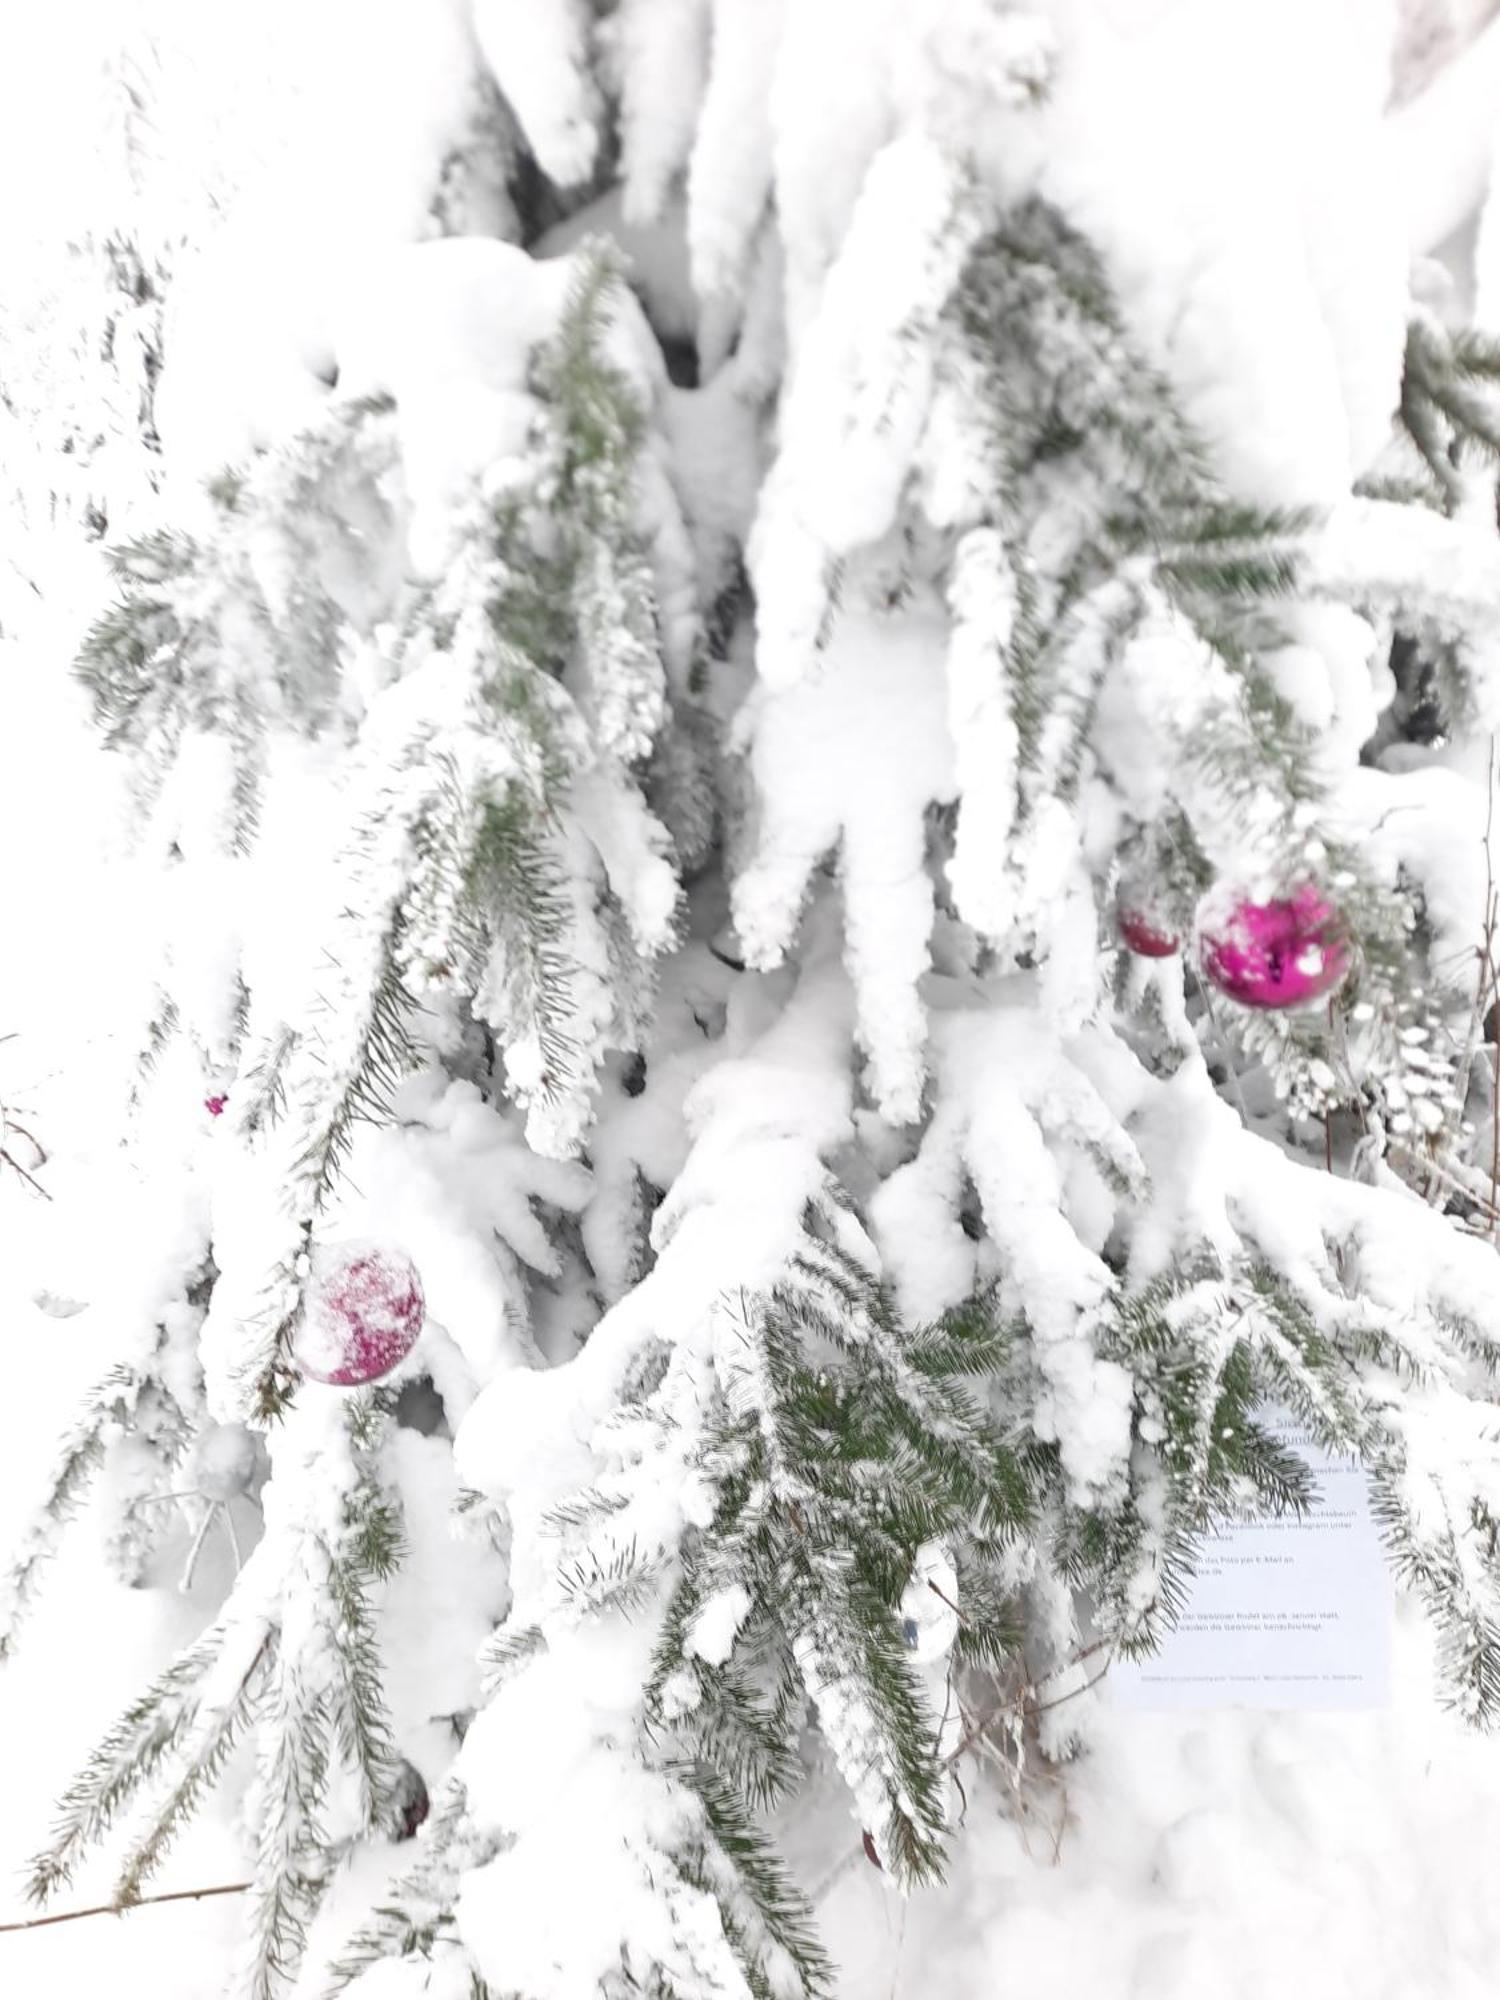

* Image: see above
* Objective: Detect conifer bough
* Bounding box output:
[8,14,1500,2000]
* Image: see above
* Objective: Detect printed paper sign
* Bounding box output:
[1110,1410,1391,1710]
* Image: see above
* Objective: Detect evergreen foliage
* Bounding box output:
[23,1396,402,1998]
[647,1222,1028,1888]
[75,394,400,850]
[1393,310,1500,511]
[6,243,693,1988]
[11,24,1500,2000]
[942,201,1459,1139]
[0,1251,212,1660]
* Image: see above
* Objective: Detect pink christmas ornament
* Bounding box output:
[293,1243,425,1387]
[1198,885,1351,1011]
[1117,907,1180,958]
[204,1094,228,1118]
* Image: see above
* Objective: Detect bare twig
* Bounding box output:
[0,1047,50,1200]
[0,1147,51,1200]
[925,1578,964,1621]
[1386,1139,1500,1226]
[946,1636,1115,1766]
[0,1881,250,1933]
[1028,1658,1114,1717]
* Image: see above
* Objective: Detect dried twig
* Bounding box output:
[0,1037,50,1200]
[0,1107,49,1198]
[946,1637,1114,1766]
[0,1881,250,1934]
[1387,1139,1500,1226]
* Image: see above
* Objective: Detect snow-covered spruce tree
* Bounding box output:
[9,10,1500,2000]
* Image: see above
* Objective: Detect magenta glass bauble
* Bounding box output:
[1118,908,1180,958]
[1197,885,1351,1011]
[293,1243,426,1387]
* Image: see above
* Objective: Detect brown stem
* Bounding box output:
[924,1578,966,1623]
[1027,1660,1115,1718]
[946,1637,1116,1765]
[1387,1140,1500,1222]
[0,1882,251,1934]
[0,1148,51,1200]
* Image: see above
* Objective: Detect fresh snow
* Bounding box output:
[8,7,1500,2000]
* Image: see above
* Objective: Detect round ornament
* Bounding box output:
[293,1242,426,1387]
[1198,885,1351,1011]
[388,1757,430,1842]
[1117,907,1180,958]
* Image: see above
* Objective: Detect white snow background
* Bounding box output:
[5,4,1500,1997]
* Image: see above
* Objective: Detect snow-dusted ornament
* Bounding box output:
[898,1541,960,1665]
[204,1093,228,1118]
[1115,863,1180,957]
[386,1756,431,1842]
[1117,906,1180,958]
[1198,885,1352,1011]
[293,1242,426,1387]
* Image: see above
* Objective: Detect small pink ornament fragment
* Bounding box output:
[293,1242,426,1387]
[205,1094,228,1118]
[1198,885,1351,1011]
[1118,908,1180,958]
[389,1758,430,1842]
